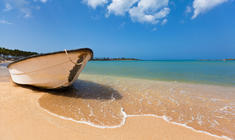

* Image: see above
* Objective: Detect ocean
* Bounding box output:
[83,60,235,86]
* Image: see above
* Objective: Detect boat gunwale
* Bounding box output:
[7,48,93,68]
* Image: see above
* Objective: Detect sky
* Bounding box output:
[0,0,235,60]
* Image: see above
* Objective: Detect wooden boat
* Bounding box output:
[7,48,93,89]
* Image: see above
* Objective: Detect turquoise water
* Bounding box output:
[83,60,235,86]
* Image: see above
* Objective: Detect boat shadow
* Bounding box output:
[20,80,123,100]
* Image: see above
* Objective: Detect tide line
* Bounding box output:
[37,102,231,140]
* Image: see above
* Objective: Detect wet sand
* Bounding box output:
[0,82,225,140]
[0,65,233,140]
[39,74,235,139]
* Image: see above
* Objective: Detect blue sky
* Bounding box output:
[0,0,235,59]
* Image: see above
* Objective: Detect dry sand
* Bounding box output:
[0,80,225,140]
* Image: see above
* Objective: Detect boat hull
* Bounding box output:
[7,48,93,89]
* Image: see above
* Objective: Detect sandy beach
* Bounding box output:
[0,81,224,140]
[1,64,233,140]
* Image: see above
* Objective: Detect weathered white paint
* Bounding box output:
[7,49,92,89]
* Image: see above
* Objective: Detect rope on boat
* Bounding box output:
[64,49,83,65]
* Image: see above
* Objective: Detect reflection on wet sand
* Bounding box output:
[0,63,10,82]
[39,80,124,126]
[29,80,122,100]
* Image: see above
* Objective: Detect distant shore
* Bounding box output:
[199,59,235,61]
[0,47,142,62]
[91,58,140,61]
[0,47,37,63]
[1,47,235,62]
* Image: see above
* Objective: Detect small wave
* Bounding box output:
[37,101,232,140]
[37,74,235,139]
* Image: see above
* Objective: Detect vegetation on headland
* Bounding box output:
[0,47,38,57]
[91,57,140,61]
[224,58,235,61]
[0,47,38,62]
[199,59,235,61]
[0,47,140,62]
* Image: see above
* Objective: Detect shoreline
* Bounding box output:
[38,74,234,140]
[0,81,226,140]
[0,60,12,64]
[39,103,231,140]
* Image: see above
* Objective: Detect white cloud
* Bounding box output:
[185,6,192,14]
[107,0,138,16]
[21,8,32,18]
[33,0,48,3]
[0,20,12,24]
[161,18,167,25]
[129,0,170,24]
[83,0,170,24]
[3,3,13,12]
[83,0,108,9]
[83,0,233,24]
[2,0,48,18]
[192,0,228,19]
[40,0,47,3]
[152,27,157,31]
